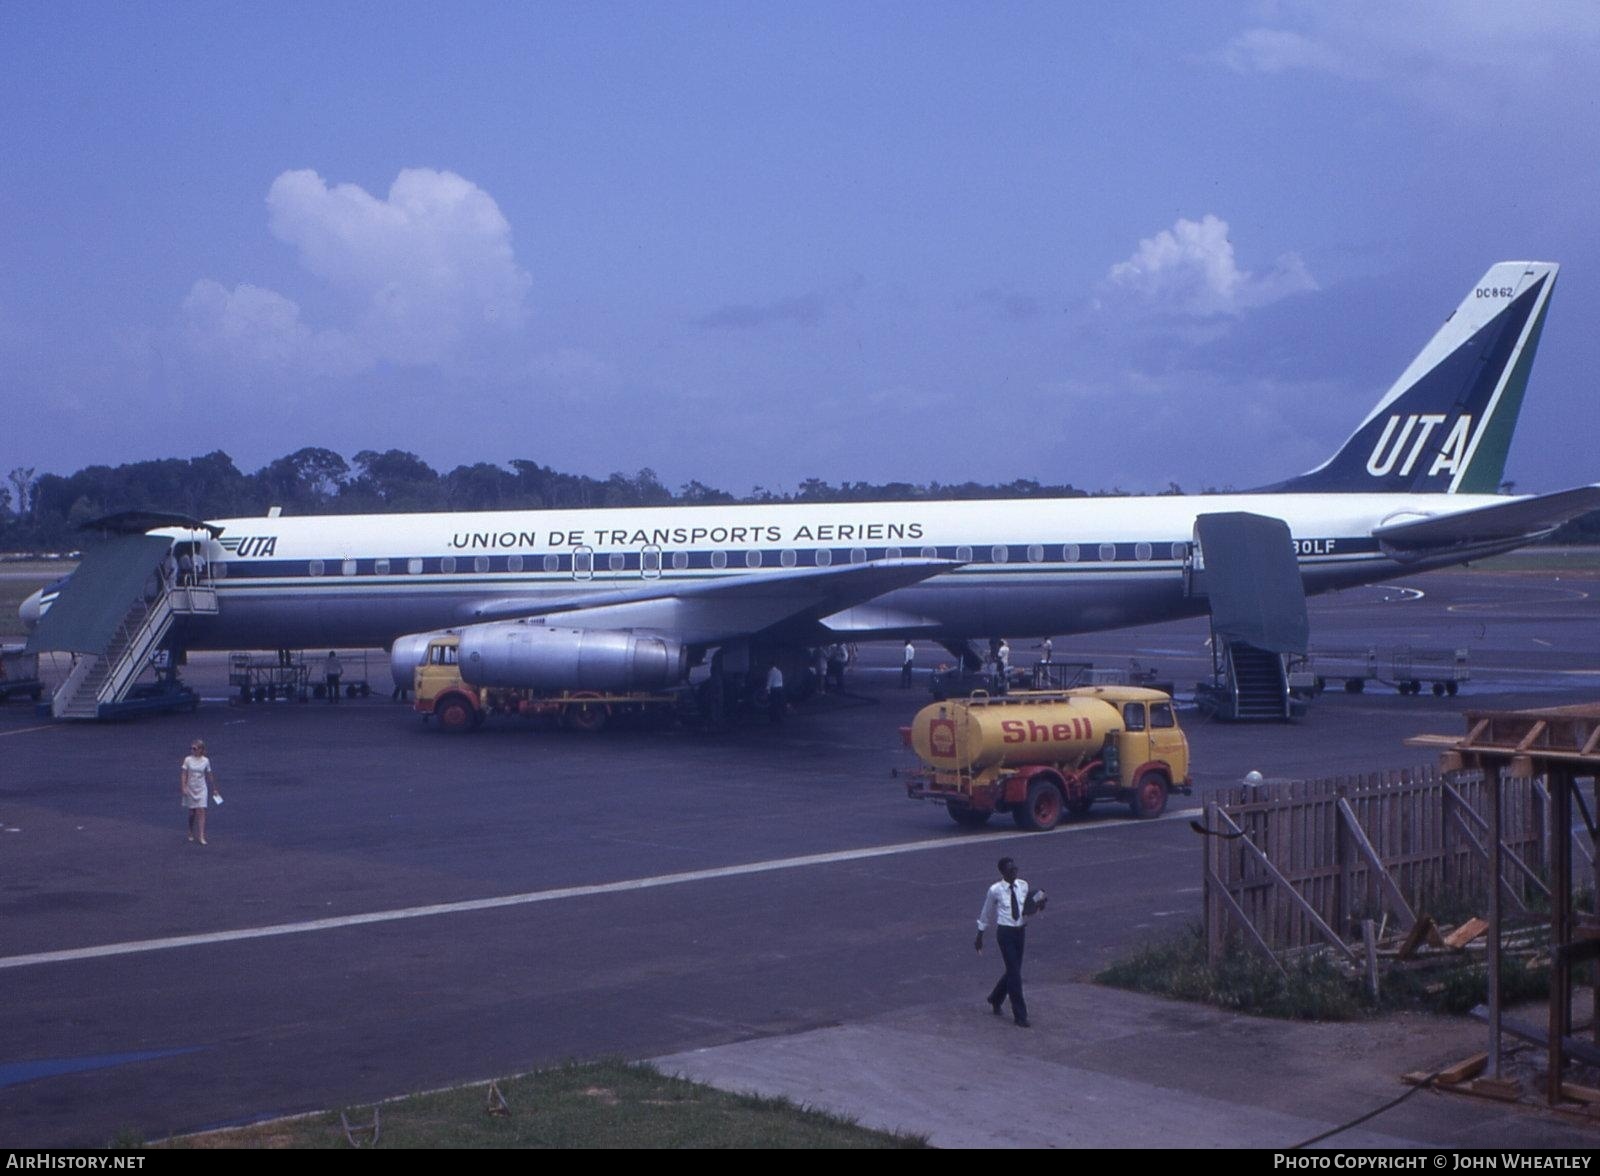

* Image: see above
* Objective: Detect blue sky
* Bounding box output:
[3,2,1597,497]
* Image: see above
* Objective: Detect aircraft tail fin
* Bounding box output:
[1261,261,1558,494]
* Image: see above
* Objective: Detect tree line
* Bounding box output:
[3,449,1596,553]
[0,448,1102,552]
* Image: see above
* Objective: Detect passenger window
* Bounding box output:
[441,557,456,574]
[408,558,423,575]
[1122,703,1146,732]
[374,559,390,576]
[990,545,1008,563]
[885,546,901,560]
[920,545,937,559]
[672,551,689,570]
[474,556,490,573]
[308,559,324,577]
[1027,545,1043,563]
[955,545,972,561]
[1062,544,1079,562]
[746,549,763,568]
[1151,702,1175,729]
[544,554,561,572]
[1099,543,1116,562]
[815,549,832,567]
[642,549,661,573]
[507,555,523,573]
[711,551,727,569]
[850,547,867,564]
[780,549,797,567]
[342,559,358,577]
[609,552,625,571]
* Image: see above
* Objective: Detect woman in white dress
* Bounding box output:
[180,739,218,844]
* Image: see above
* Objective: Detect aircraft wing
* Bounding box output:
[450,558,961,646]
[1374,485,1600,555]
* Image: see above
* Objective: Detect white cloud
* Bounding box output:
[180,280,369,377]
[182,168,532,375]
[1217,2,1600,108]
[1104,215,1316,318]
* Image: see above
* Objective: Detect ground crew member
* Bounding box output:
[901,640,915,688]
[975,855,1046,1028]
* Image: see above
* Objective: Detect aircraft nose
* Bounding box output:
[20,588,45,630]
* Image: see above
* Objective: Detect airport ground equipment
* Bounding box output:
[413,632,685,733]
[0,645,43,702]
[901,686,1192,829]
[229,653,310,703]
[1186,513,1310,722]
[1303,646,1469,696]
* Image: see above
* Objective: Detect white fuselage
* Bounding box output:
[158,491,1508,651]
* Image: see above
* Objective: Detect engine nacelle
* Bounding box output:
[389,629,456,692]
[457,623,687,691]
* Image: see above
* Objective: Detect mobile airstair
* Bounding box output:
[25,524,219,720]
[1185,512,1310,722]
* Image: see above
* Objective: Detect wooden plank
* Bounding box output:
[1336,797,1417,930]
[1362,919,1380,1000]
[1443,917,1488,949]
[1435,1052,1488,1086]
[1214,808,1357,961]
[1205,865,1288,978]
[1395,915,1437,961]
[1560,1083,1600,1105]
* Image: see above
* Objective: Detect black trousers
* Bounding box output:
[988,924,1028,1023]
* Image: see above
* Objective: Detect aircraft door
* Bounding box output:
[572,546,593,581]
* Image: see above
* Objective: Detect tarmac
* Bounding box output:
[3,566,1600,1148]
[656,984,1596,1149]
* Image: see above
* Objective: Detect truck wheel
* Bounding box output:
[435,694,478,733]
[1129,771,1168,819]
[1017,778,1063,831]
[946,801,992,828]
[564,701,608,733]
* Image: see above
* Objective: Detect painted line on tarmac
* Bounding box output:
[0,807,1201,972]
[0,723,62,739]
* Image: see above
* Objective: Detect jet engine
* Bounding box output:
[456,622,687,691]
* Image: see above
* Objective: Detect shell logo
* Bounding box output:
[928,718,957,759]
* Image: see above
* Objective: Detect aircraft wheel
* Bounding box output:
[1447,681,1459,696]
[946,802,992,828]
[1345,679,1364,694]
[1432,682,1446,697]
[1129,771,1169,820]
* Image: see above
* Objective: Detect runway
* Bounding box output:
[1,567,1596,1144]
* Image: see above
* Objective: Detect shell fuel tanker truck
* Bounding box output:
[903,686,1192,830]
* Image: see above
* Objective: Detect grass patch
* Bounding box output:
[1097,924,1365,1021]
[155,1059,927,1149]
[1096,923,1550,1022]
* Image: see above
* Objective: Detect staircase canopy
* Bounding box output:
[1193,512,1309,656]
[24,535,175,654]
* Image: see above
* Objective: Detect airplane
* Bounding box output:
[21,260,1600,705]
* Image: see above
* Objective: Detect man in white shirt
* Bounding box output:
[765,662,785,724]
[975,856,1045,1027]
[901,640,915,688]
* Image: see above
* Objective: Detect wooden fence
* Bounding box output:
[1202,767,1591,962]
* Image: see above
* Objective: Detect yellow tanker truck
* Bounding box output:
[902,686,1191,829]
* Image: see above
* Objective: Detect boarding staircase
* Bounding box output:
[1185,512,1310,723]
[43,558,217,720]
[1218,642,1291,721]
